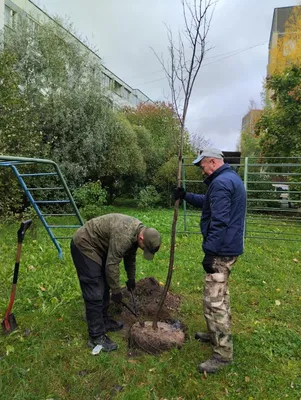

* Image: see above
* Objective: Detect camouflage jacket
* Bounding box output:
[73,214,144,293]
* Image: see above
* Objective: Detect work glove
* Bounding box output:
[111,292,122,304]
[174,187,186,201]
[126,279,136,292]
[202,254,216,274]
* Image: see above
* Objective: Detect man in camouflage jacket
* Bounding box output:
[175,148,246,373]
[71,213,161,352]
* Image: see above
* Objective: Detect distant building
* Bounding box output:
[0,0,152,108]
[241,109,263,135]
[268,6,300,75]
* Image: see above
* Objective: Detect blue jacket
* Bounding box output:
[185,164,246,256]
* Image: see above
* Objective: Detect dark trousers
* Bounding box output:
[70,240,110,337]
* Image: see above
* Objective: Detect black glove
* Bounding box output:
[202,254,216,274]
[111,292,122,304]
[126,279,136,292]
[174,187,186,201]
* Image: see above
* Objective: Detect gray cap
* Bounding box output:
[143,228,161,260]
[192,148,224,165]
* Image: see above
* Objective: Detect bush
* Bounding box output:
[137,185,161,208]
[73,181,107,208]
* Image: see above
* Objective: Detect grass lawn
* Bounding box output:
[0,207,301,400]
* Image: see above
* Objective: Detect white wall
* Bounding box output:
[0,0,5,32]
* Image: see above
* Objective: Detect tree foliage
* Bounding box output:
[0,14,200,214]
[269,6,301,75]
[257,65,301,158]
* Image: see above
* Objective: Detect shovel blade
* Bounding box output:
[1,313,18,334]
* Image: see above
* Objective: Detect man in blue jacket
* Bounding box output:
[175,148,246,373]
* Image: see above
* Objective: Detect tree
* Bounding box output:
[257,65,301,158]
[124,102,185,183]
[0,50,42,214]
[0,51,41,156]
[152,0,216,328]
[0,15,146,212]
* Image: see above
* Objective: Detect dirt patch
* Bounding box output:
[110,276,181,327]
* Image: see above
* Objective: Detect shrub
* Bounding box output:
[73,181,107,208]
[137,185,161,208]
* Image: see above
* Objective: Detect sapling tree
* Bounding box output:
[152,0,216,328]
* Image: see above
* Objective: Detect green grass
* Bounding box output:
[0,208,301,400]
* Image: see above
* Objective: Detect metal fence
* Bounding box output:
[180,156,301,241]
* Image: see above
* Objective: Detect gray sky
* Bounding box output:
[33,0,299,151]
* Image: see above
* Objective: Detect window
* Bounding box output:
[4,5,16,29]
[113,80,122,95]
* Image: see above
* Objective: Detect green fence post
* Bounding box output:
[243,157,248,242]
[181,157,187,232]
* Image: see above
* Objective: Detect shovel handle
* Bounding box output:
[121,300,137,317]
[17,220,32,244]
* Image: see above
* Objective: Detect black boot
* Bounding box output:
[104,318,123,332]
[88,334,118,352]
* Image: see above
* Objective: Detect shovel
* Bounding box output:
[2,219,32,334]
[122,291,145,327]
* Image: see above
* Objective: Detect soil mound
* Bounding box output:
[110,277,181,327]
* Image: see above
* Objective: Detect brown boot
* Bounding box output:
[198,356,231,373]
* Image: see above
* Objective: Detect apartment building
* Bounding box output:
[268,6,300,74]
[241,7,298,138]
[0,0,152,108]
[241,109,263,136]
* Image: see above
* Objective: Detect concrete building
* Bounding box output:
[0,0,152,108]
[268,6,300,75]
[241,109,263,136]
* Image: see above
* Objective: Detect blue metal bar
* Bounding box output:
[10,165,63,259]
[42,213,77,216]
[35,200,70,204]
[48,225,81,228]
[19,172,58,177]
[27,187,64,191]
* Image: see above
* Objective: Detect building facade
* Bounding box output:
[267,6,299,75]
[241,109,263,136]
[0,0,152,108]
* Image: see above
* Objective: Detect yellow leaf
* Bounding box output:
[293,258,299,263]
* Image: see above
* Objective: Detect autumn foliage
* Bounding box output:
[269,6,301,75]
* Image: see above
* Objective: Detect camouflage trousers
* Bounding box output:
[203,256,238,361]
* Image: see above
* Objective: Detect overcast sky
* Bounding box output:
[33,0,299,151]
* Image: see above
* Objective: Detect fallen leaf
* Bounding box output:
[128,359,137,364]
[276,288,281,292]
[148,368,156,372]
[27,265,36,271]
[245,376,250,382]
[40,286,46,292]
[6,345,14,355]
[275,300,281,306]
[293,258,299,263]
